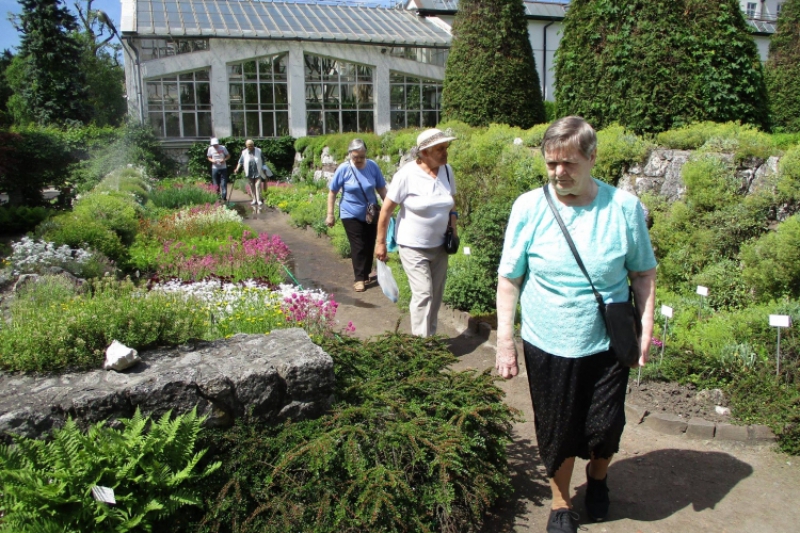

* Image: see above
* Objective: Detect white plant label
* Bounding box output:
[696,286,709,297]
[769,315,792,328]
[660,305,674,318]
[91,486,116,504]
[463,246,471,255]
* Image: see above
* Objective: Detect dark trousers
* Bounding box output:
[341,217,377,282]
[211,167,229,201]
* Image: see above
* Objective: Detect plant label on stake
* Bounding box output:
[463,246,471,255]
[91,486,116,505]
[659,305,674,366]
[769,315,792,377]
[696,286,709,318]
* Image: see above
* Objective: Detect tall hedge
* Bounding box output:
[555,0,770,134]
[766,0,800,132]
[441,0,545,129]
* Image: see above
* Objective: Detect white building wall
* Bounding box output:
[527,20,561,101]
[740,1,784,18]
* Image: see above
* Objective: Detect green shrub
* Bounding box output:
[0,408,219,533]
[0,277,206,372]
[556,1,769,134]
[39,212,128,263]
[443,251,498,314]
[92,168,151,203]
[72,191,143,246]
[0,205,53,234]
[0,128,75,206]
[198,334,518,533]
[741,215,800,301]
[148,181,220,209]
[766,0,800,132]
[442,0,545,128]
[594,124,652,185]
[681,153,740,211]
[329,221,350,258]
[777,143,800,202]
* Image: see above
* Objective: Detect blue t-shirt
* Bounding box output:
[497,180,657,358]
[329,160,386,221]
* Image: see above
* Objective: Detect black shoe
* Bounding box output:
[585,462,610,521]
[546,508,579,533]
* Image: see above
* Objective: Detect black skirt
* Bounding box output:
[523,341,630,478]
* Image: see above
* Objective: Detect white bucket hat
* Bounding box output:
[416,128,456,151]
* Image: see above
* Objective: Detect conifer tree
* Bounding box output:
[766,0,800,132]
[7,0,90,125]
[555,0,769,134]
[441,0,545,129]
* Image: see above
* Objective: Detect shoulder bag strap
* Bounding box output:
[350,163,373,205]
[542,184,605,308]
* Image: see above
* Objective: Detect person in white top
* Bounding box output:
[234,139,268,206]
[376,128,458,337]
[206,137,231,202]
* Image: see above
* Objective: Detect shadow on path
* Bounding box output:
[574,449,754,523]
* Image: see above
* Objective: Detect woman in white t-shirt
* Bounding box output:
[375,128,458,337]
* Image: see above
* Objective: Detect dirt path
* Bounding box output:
[237,193,800,533]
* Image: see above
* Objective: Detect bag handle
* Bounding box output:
[542,184,605,308]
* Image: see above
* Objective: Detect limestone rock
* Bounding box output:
[0,329,334,441]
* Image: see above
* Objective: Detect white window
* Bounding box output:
[746,2,757,17]
[390,72,443,130]
[228,53,289,138]
[304,54,374,136]
[146,69,212,138]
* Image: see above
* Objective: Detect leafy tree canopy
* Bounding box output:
[442,0,545,129]
[555,0,769,134]
[7,0,91,126]
[766,0,800,132]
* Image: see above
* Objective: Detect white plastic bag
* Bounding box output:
[376,260,399,303]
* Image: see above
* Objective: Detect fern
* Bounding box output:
[0,408,220,533]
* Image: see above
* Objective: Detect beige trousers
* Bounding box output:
[398,244,449,337]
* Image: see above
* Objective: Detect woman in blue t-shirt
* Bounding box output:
[495,117,657,533]
[325,139,387,292]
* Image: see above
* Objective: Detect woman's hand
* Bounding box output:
[325,214,335,227]
[375,242,388,262]
[496,338,519,379]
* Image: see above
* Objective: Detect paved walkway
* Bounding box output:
[235,192,800,533]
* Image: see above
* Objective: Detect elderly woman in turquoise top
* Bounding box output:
[495,116,657,533]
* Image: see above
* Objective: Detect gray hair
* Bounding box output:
[541,116,597,159]
[348,138,367,153]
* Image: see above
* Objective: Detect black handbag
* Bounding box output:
[543,184,642,367]
[444,225,459,254]
[442,165,459,254]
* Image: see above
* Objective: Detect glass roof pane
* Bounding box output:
[132,0,454,46]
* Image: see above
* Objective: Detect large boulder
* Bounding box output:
[0,329,334,441]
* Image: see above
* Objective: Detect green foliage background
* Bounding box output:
[766,0,800,132]
[555,0,770,134]
[441,0,545,128]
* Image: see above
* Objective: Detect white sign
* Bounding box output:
[769,315,792,328]
[91,486,116,504]
[661,305,674,318]
[463,246,471,255]
[696,286,709,297]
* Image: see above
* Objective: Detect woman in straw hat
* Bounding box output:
[375,128,458,337]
